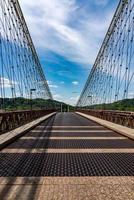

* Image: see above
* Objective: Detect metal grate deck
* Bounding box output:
[0,153,133,177]
[25,131,123,138]
[7,139,134,149]
[0,113,133,179]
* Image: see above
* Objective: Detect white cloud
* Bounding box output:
[52,91,79,105]
[68,95,79,105]
[19,0,114,66]
[46,80,52,85]
[0,77,17,88]
[70,96,79,101]
[49,84,58,88]
[128,92,134,99]
[46,80,58,88]
[72,81,79,85]
[60,81,65,84]
[53,94,62,100]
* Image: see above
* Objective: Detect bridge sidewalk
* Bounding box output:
[0,112,56,150]
[76,112,134,140]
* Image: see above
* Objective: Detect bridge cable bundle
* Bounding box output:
[77,0,134,109]
[0,0,52,111]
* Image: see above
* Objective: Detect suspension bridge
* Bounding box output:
[0,0,134,200]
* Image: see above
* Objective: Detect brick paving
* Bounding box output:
[0,112,134,200]
[0,177,134,200]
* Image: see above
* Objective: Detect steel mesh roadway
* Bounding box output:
[0,112,133,177]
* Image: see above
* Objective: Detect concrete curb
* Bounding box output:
[0,112,57,150]
[76,112,134,140]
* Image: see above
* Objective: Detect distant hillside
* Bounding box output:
[0,97,74,111]
[86,98,134,111]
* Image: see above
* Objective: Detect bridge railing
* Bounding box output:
[0,109,56,134]
[76,109,134,129]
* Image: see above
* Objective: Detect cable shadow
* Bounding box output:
[0,177,41,200]
[0,115,56,200]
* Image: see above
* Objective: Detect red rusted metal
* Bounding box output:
[77,109,134,129]
[0,109,56,134]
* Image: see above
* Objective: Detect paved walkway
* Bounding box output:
[0,113,134,200]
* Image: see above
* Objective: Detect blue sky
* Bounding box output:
[19,0,119,105]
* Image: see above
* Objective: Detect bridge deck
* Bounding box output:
[0,113,133,200]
